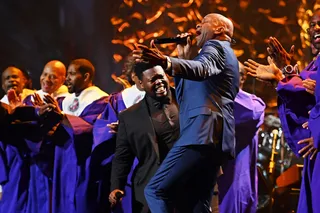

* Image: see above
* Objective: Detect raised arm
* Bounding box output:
[132,41,226,81]
[168,40,225,81]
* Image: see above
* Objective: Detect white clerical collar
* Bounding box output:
[36,85,69,99]
[62,86,108,116]
[121,84,145,108]
[0,88,35,104]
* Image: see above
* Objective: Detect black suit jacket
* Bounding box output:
[111,94,178,212]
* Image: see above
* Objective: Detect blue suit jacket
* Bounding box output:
[170,39,239,157]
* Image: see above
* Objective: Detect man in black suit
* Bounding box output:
[109,63,179,213]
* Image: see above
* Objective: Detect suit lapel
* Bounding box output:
[138,98,160,161]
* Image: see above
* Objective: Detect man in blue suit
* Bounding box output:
[133,13,239,212]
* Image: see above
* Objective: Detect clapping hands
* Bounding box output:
[244,56,284,86]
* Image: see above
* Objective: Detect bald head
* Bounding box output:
[2,66,26,94]
[40,60,66,94]
[195,13,234,47]
[207,13,234,37]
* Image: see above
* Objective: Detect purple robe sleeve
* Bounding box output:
[277,72,316,156]
[93,94,122,151]
[309,56,320,148]
[79,96,108,125]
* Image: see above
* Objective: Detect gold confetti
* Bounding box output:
[124,0,133,7]
[118,22,130,32]
[146,6,166,24]
[266,16,287,25]
[113,54,123,62]
[131,12,143,20]
[181,0,194,7]
[111,17,124,25]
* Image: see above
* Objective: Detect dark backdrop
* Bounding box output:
[0,0,122,96]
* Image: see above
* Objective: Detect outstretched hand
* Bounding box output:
[132,44,168,70]
[298,137,318,160]
[244,56,284,85]
[267,37,295,70]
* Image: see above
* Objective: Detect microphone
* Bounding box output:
[153,35,192,45]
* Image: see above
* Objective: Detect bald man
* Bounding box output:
[39,60,68,97]
[1,66,34,104]
[133,13,239,212]
[24,60,69,106]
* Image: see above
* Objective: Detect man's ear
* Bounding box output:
[84,73,90,82]
[214,26,224,35]
[139,80,144,89]
[131,72,136,82]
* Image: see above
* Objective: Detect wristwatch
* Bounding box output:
[282,64,297,74]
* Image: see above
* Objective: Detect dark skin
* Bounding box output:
[139,66,170,102]
[109,66,171,207]
[267,37,295,70]
[298,137,318,160]
[40,60,66,94]
[308,10,320,50]
[243,56,284,86]
[2,67,26,95]
[32,93,45,106]
[6,89,55,122]
[66,64,93,97]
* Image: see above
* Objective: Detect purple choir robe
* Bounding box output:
[309,56,320,149]
[0,136,51,213]
[52,96,108,213]
[218,89,265,213]
[306,56,320,213]
[276,59,320,213]
[0,106,61,213]
[93,90,143,213]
